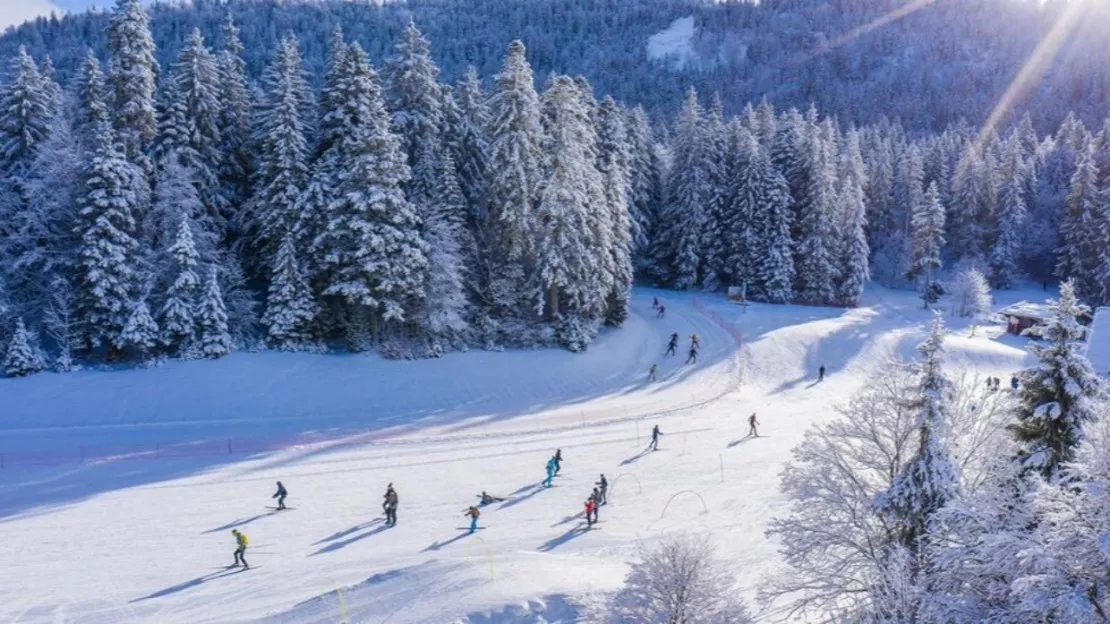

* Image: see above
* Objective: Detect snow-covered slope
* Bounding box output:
[0,286,1039,623]
[647,16,696,69]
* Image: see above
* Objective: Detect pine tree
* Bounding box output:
[653,88,707,290]
[949,149,994,263]
[699,95,730,292]
[626,106,661,258]
[795,129,839,304]
[38,56,62,120]
[75,51,109,142]
[4,318,44,377]
[419,151,471,343]
[248,35,314,267]
[1057,141,1101,299]
[159,218,199,352]
[313,43,427,328]
[450,66,490,211]
[106,0,158,159]
[874,313,959,551]
[907,182,946,307]
[76,117,142,350]
[120,297,159,357]
[535,75,609,324]
[263,231,316,350]
[216,14,253,209]
[723,124,762,294]
[1010,281,1105,480]
[0,46,53,169]
[196,268,233,358]
[385,21,444,206]
[596,96,634,326]
[485,40,545,315]
[990,141,1027,289]
[837,131,870,307]
[754,140,795,304]
[168,28,224,228]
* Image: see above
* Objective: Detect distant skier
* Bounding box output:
[649,425,663,451]
[477,491,505,506]
[818,365,826,382]
[543,457,557,488]
[648,364,658,382]
[690,333,699,349]
[1010,375,1019,390]
[272,481,288,510]
[464,506,481,533]
[553,449,563,475]
[231,529,249,569]
[590,488,602,523]
[657,305,666,318]
[383,483,398,527]
[584,498,597,528]
[652,296,659,310]
[665,333,678,356]
[595,474,608,505]
[685,345,698,364]
[748,413,760,438]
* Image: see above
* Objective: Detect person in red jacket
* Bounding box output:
[584,498,597,528]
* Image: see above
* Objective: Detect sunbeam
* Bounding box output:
[797,0,938,64]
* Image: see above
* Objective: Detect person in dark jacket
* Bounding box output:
[818,365,826,382]
[748,413,760,438]
[665,333,678,357]
[477,491,505,505]
[553,449,563,475]
[272,481,288,510]
[649,425,663,451]
[383,484,398,527]
[595,474,608,505]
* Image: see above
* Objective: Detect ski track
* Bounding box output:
[0,286,1043,623]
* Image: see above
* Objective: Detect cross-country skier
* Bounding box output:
[464,506,481,533]
[818,365,826,382]
[584,498,597,528]
[231,529,249,568]
[657,305,666,318]
[272,481,288,510]
[690,333,699,349]
[648,364,658,381]
[596,474,608,505]
[685,345,698,364]
[477,491,505,506]
[665,333,678,357]
[543,457,557,488]
[649,425,663,451]
[748,413,759,437]
[553,449,563,475]
[383,484,398,527]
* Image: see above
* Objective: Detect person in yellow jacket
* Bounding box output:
[231,529,249,569]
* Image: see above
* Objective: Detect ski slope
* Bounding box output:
[0,286,1041,623]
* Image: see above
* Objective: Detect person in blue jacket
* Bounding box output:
[543,457,557,488]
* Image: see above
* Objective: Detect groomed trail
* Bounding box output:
[0,286,1039,623]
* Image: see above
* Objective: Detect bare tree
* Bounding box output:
[43,276,80,372]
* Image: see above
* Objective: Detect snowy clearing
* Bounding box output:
[0,286,1040,623]
[646,16,696,69]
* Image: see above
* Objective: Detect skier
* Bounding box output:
[553,449,563,476]
[595,474,608,505]
[231,529,249,569]
[590,488,602,523]
[272,481,288,510]
[648,364,658,382]
[464,506,481,533]
[748,413,760,437]
[584,498,597,528]
[685,345,698,364]
[657,305,666,318]
[383,483,398,527]
[665,333,678,356]
[649,425,663,451]
[543,457,557,488]
[1010,375,1019,390]
[818,365,826,382]
[652,296,659,310]
[690,333,699,349]
[477,491,505,506]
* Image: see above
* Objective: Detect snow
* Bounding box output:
[1085,307,1110,376]
[647,17,696,69]
[0,285,1041,623]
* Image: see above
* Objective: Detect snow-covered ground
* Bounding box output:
[0,286,1044,623]
[646,16,697,69]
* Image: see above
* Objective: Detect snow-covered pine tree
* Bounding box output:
[907,182,946,307]
[698,95,730,292]
[153,80,195,165]
[216,14,253,210]
[263,231,316,350]
[723,123,762,294]
[385,21,444,207]
[75,51,109,142]
[0,46,53,169]
[535,75,609,332]
[312,43,427,332]
[626,105,661,260]
[196,268,233,358]
[449,67,490,214]
[794,127,839,304]
[418,151,471,347]
[159,217,200,352]
[38,56,62,121]
[106,0,158,159]
[874,313,959,552]
[1057,140,1101,299]
[248,35,313,268]
[120,297,159,358]
[652,88,707,290]
[596,95,634,326]
[951,265,992,318]
[754,138,796,304]
[4,317,44,377]
[949,148,994,264]
[837,131,870,307]
[485,40,545,316]
[75,115,142,351]
[43,276,79,371]
[989,140,1027,289]
[1010,281,1106,480]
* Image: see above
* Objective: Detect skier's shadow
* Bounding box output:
[310,524,391,556]
[202,511,277,534]
[620,448,652,466]
[497,484,547,510]
[313,518,383,544]
[538,524,590,552]
[422,530,473,552]
[131,568,243,602]
[551,511,584,528]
